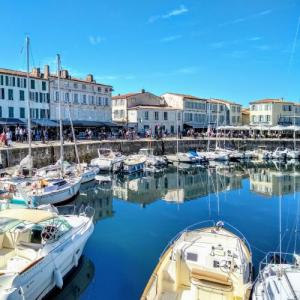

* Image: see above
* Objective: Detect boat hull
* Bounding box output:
[31,179,81,206]
[0,220,94,300]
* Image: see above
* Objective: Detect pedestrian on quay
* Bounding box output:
[15,126,20,142]
[6,128,12,147]
[19,127,24,143]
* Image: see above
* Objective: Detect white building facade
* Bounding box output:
[161,93,207,130]
[49,68,112,123]
[127,106,182,135]
[112,90,165,124]
[0,67,50,122]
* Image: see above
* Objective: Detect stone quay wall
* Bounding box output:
[0,138,298,168]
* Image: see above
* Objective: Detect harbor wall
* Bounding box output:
[0,138,298,168]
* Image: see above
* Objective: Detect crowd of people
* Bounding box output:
[0,124,297,148]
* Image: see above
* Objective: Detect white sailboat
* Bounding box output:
[0,206,94,299]
[23,54,82,206]
[252,170,300,299]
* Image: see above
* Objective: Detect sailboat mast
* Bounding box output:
[294,104,296,151]
[57,54,64,176]
[176,110,179,154]
[207,100,210,152]
[26,36,32,176]
[279,176,282,270]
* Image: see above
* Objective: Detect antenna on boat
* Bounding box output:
[57,54,64,178]
[26,36,32,177]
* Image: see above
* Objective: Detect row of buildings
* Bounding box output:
[0,65,113,128]
[0,64,299,133]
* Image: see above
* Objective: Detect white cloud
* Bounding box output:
[220,9,272,27]
[148,5,188,23]
[255,45,271,51]
[162,5,188,19]
[95,74,136,81]
[161,35,182,42]
[89,35,105,45]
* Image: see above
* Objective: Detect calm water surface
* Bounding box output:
[53,162,300,300]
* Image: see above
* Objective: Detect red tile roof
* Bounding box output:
[208,98,241,106]
[162,92,207,101]
[112,92,143,100]
[50,74,112,87]
[0,68,44,79]
[250,98,294,104]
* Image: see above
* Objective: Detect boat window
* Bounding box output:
[30,225,43,244]
[186,252,198,262]
[53,180,67,187]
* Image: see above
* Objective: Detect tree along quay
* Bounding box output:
[0,137,299,168]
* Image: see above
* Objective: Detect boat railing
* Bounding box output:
[160,220,252,258]
[258,252,299,274]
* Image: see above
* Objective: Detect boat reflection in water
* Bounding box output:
[112,166,245,206]
[44,256,95,300]
[74,180,114,222]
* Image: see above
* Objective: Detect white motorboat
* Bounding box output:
[252,252,300,300]
[166,151,206,164]
[272,147,288,160]
[68,163,99,184]
[202,151,229,161]
[142,221,253,300]
[243,150,258,160]
[90,148,126,172]
[0,206,94,300]
[287,148,300,159]
[122,155,146,174]
[138,148,167,168]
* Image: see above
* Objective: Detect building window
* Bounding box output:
[42,81,47,91]
[164,112,168,120]
[30,79,35,89]
[19,90,25,101]
[266,115,270,122]
[55,91,59,102]
[8,107,14,118]
[98,87,102,92]
[40,109,46,118]
[155,111,159,120]
[65,93,69,103]
[19,107,25,118]
[74,93,78,104]
[74,83,78,89]
[178,112,181,120]
[0,75,3,85]
[82,84,86,90]
[0,106,2,117]
[283,105,292,111]
[144,111,149,120]
[0,88,4,100]
[8,89,13,100]
[82,95,87,104]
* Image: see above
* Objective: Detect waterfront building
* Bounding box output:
[127,105,181,135]
[0,67,50,124]
[161,93,207,130]
[49,67,113,124]
[241,108,250,125]
[207,99,242,127]
[112,90,165,125]
[249,98,300,126]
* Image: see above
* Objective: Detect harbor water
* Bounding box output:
[50,162,300,300]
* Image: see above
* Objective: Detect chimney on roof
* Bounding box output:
[44,65,50,79]
[86,74,94,83]
[31,67,41,78]
[141,88,145,93]
[61,70,69,79]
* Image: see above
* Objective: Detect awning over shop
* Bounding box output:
[184,122,206,129]
[0,118,26,125]
[32,119,58,127]
[60,120,120,127]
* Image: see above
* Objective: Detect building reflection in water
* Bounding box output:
[112,166,245,206]
[249,167,300,196]
[44,256,95,300]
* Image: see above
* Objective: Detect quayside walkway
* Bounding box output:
[0,137,297,168]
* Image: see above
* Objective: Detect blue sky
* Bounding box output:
[1,0,300,106]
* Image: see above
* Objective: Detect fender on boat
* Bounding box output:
[54,268,63,289]
[73,252,79,267]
